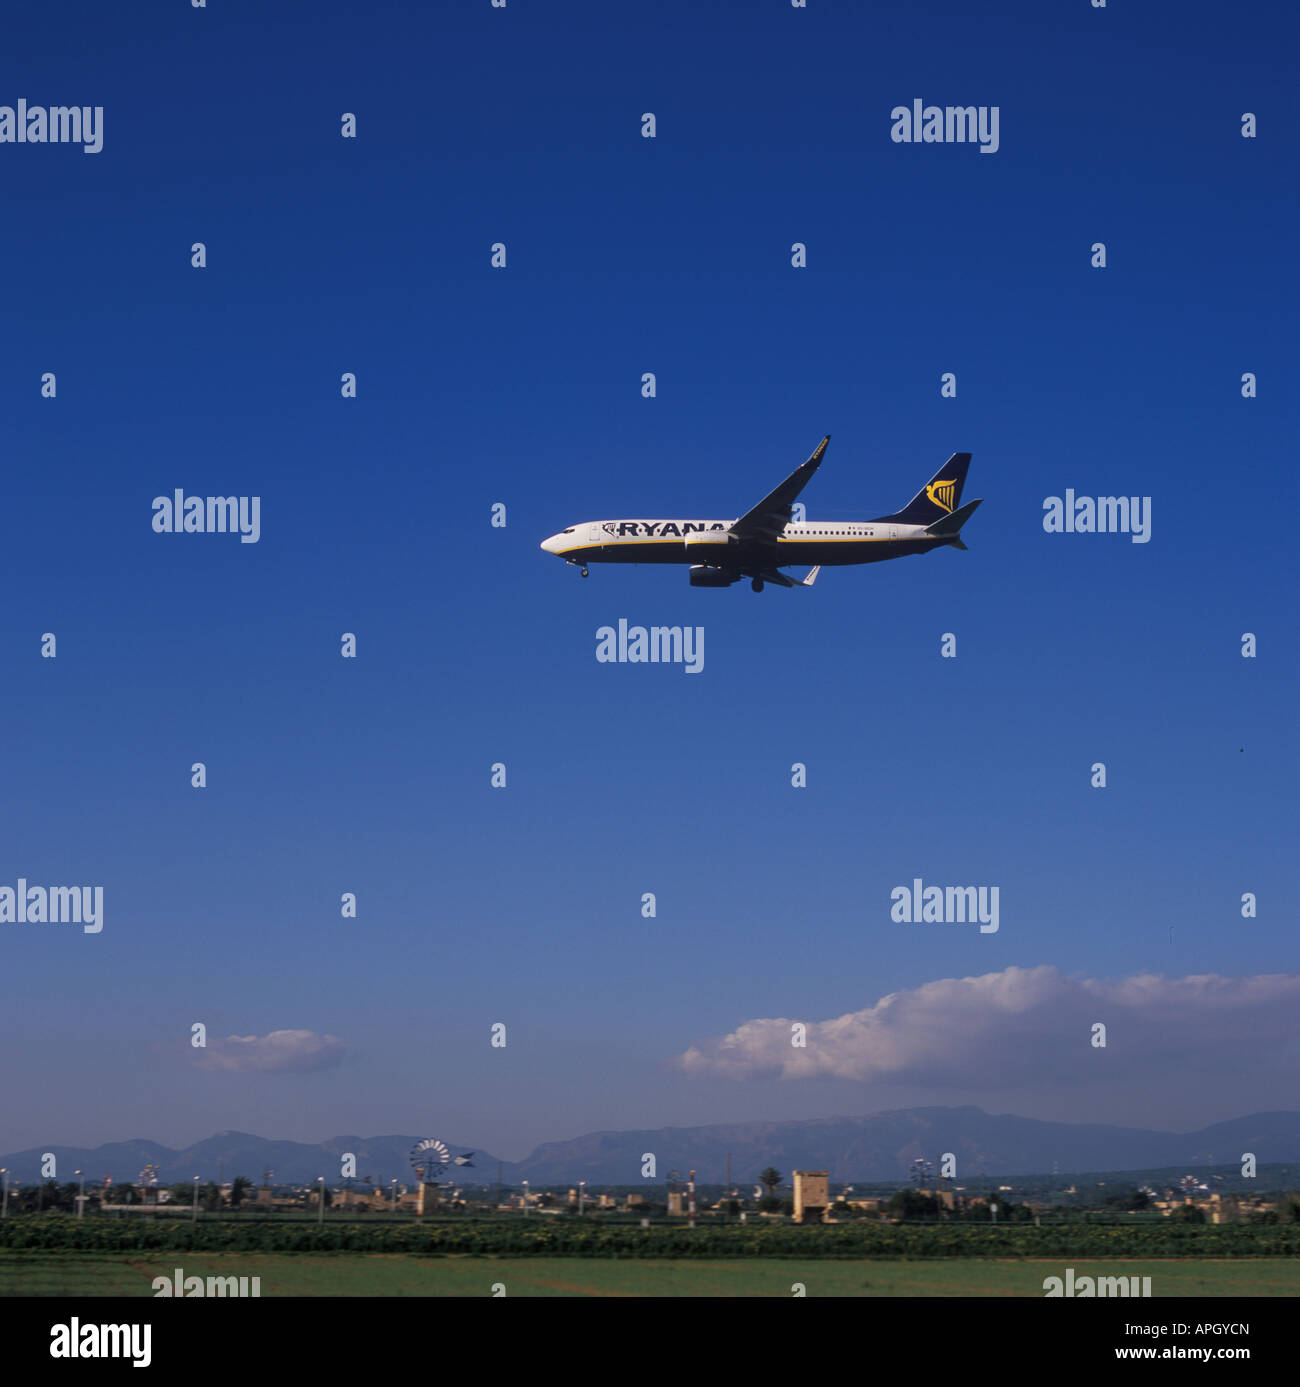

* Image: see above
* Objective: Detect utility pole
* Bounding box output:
[191,1176,199,1223]
[317,1176,325,1225]
[688,1170,696,1228]
[726,1152,731,1196]
[497,1160,502,1209]
[0,1169,8,1219]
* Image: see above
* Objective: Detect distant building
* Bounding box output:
[333,1187,388,1211]
[793,1171,829,1224]
[917,1188,959,1210]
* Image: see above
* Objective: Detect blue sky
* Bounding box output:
[1,0,1296,1162]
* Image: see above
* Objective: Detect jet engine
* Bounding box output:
[689,565,740,587]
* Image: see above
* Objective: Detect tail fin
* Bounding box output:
[880,452,972,526]
[924,496,982,548]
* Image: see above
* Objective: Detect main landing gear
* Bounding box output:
[580,566,589,577]
[751,578,764,592]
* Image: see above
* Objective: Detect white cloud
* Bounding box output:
[673,966,1300,1084]
[194,1029,345,1074]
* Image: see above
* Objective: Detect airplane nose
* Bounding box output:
[541,534,563,554]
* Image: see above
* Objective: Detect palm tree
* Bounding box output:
[229,1176,253,1208]
[759,1168,783,1199]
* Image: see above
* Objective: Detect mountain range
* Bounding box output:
[4,1106,1298,1186]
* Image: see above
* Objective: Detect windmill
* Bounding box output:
[410,1139,451,1183]
[410,1139,452,1216]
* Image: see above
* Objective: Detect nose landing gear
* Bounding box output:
[580,566,589,578]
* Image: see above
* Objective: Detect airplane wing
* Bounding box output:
[730,436,830,540]
[740,565,821,588]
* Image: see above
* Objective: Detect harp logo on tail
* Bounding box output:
[926,478,956,512]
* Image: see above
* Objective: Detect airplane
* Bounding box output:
[540,436,982,590]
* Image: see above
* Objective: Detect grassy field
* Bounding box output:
[2,1253,1297,1297]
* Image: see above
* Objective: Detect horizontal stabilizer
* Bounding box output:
[925,496,982,538]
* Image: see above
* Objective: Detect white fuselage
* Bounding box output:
[541,518,935,567]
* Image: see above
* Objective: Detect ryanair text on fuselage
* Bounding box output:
[541,437,983,591]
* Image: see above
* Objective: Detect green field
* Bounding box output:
[2,1253,1297,1297]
